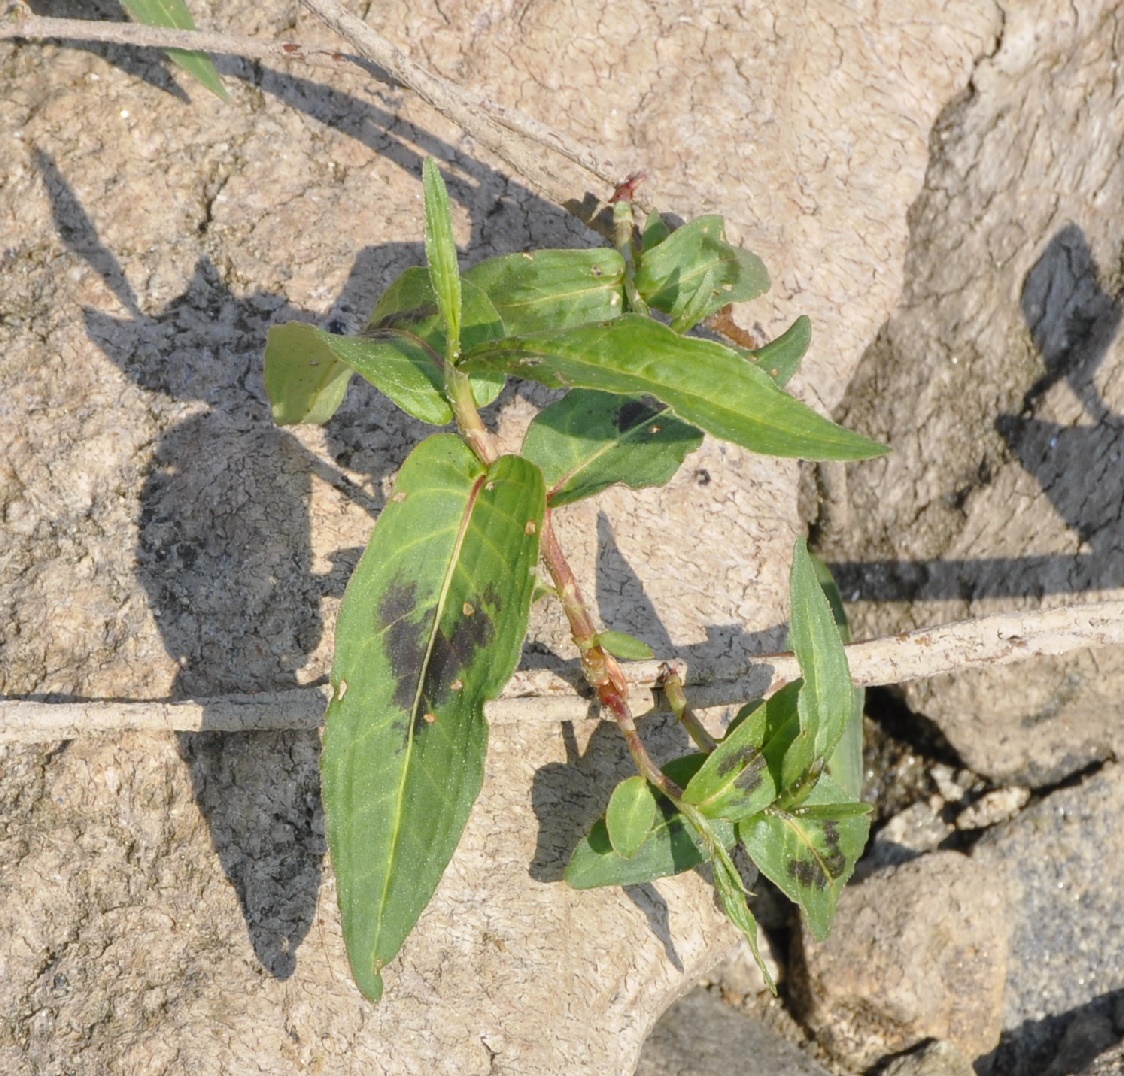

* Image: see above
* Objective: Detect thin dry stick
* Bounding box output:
[0,3,632,215]
[4,599,1123,743]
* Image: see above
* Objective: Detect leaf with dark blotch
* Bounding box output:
[521,389,703,506]
[369,268,506,409]
[322,434,545,1002]
[462,316,888,461]
[634,215,769,321]
[789,539,854,769]
[565,754,735,889]
[745,315,811,388]
[121,0,228,100]
[422,159,462,350]
[464,248,626,335]
[606,776,660,859]
[738,773,870,941]
[683,699,777,822]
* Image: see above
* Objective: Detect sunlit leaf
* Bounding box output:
[635,215,769,321]
[422,159,462,352]
[738,773,870,941]
[521,389,703,506]
[708,838,775,992]
[322,434,545,1002]
[594,629,655,661]
[790,539,854,766]
[121,0,228,101]
[464,248,625,334]
[683,699,775,822]
[463,316,887,461]
[745,315,811,388]
[606,776,660,859]
[565,755,736,889]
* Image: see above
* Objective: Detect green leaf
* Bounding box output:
[464,249,626,335]
[640,211,672,252]
[565,755,735,889]
[790,539,854,766]
[606,776,660,859]
[322,434,545,1002]
[708,839,775,992]
[746,316,811,388]
[669,264,718,333]
[121,0,228,101]
[634,215,769,321]
[463,315,887,461]
[264,321,450,426]
[369,268,506,409]
[738,773,870,941]
[760,680,816,793]
[521,389,703,506]
[422,159,462,353]
[263,323,355,426]
[683,699,776,822]
[594,629,655,661]
[810,553,865,801]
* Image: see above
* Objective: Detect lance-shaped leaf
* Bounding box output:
[462,316,887,461]
[640,211,672,252]
[121,0,228,101]
[369,268,506,408]
[521,389,703,506]
[738,773,871,941]
[634,215,769,321]
[810,552,865,801]
[605,776,660,859]
[683,699,774,822]
[594,629,654,661]
[422,159,462,351]
[322,434,545,1002]
[745,315,811,388]
[790,539,854,766]
[565,755,736,889]
[264,321,451,426]
[464,249,626,335]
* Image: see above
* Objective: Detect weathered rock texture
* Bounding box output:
[791,852,1008,1071]
[820,0,1124,787]
[1,0,998,1072]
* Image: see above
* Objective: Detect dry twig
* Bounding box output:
[4,600,1123,743]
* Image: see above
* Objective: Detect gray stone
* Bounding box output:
[1078,1040,1124,1076]
[1048,1013,1119,1076]
[973,763,1124,1075]
[881,1040,976,1076]
[792,852,1008,1071]
[636,987,831,1076]
[816,0,1124,788]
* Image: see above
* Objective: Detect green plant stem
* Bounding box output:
[613,202,648,315]
[445,363,498,465]
[659,667,719,753]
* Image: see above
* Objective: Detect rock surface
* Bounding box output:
[0,1,1005,1072]
[636,986,831,1076]
[792,852,1008,1071]
[973,763,1124,1076]
[880,1040,977,1076]
[819,0,1124,788]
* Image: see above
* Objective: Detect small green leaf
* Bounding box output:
[640,211,672,252]
[422,159,462,353]
[322,434,545,1002]
[708,839,775,992]
[738,773,870,941]
[746,316,811,388]
[464,316,887,461]
[263,323,354,426]
[670,264,718,333]
[521,390,703,506]
[790,539,854,766]
[634,215,769,321]
[761,680,816,792]
[464,249,626,334]
[121,0,228,101]
[606,776,660,859]
[265,321,450,426]
[810,553,865,801]
[368,268,506,408]
[683,699,776,822]
[594,630,655,661]
[565,755,735,889]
